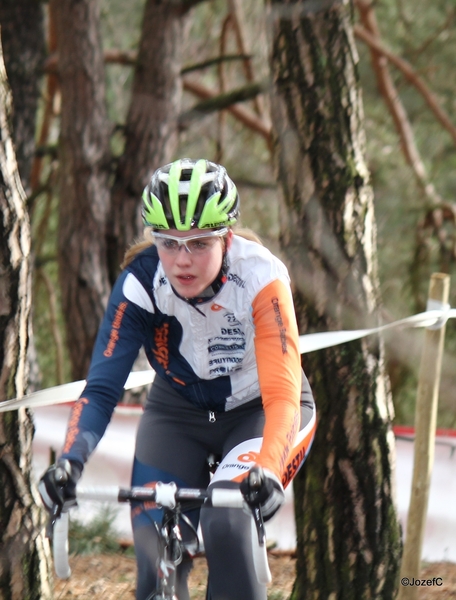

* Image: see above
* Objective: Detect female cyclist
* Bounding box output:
[39,158,316,600]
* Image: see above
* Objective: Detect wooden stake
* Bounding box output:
[397,273,450,600]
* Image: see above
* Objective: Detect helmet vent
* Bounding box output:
[142,159,240,230]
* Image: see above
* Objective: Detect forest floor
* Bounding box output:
[53,550,295,599]
[53,552,456,599]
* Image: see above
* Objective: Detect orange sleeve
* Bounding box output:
[252,279,302,479]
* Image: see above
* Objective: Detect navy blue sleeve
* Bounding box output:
[60,270,150,467]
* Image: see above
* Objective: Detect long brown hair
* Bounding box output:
[121,228,154,269]
[120,226,263,270]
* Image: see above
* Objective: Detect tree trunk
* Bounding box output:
[51,0,112,380]
[106,0,191,405]
[266,0,402,597]
[107,0,190,282]
[53,0,191,384]
[0,0,46,194]
[0,43,52,600]
[0,0,47,395]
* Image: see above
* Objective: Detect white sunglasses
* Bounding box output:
[152,228,228,255]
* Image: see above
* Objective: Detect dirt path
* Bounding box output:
[54,553,456,599]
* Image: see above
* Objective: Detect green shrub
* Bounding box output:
[68,505,124,555]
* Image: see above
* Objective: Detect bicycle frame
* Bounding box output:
[149,503,192,600]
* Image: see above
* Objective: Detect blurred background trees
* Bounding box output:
[1,0,452,425]
[1,0,456,596]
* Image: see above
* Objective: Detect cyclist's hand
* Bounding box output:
[240,466,285,522]
[38,459,82,513]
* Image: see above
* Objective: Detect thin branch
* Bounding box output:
[48,50,255,75]
[180,0,209,11]
[408,8,456,59]
[355,0,456,278]
[34,144,59,159]
[181,54,252,75]
[355,1,456,276]
[355,1,440,203]
[26,182,51,212]
[181,79,271,143]
[181,81,265,119]
[44,49,138,71]
[228,0,264,118]
[104,48,137,66]
[354,23,456,147]
[45,50,272,145]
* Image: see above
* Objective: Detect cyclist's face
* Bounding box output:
[156,229,232,298]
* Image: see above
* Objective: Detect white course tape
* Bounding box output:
[0,369,155,413]
[426,300,451,330]
[298,308,456,354]
[2,308,456,412]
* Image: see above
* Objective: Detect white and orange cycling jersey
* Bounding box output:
[61,235,315,481]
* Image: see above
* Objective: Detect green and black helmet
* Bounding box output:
[142,158,240,230]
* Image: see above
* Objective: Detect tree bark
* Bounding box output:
[0,0,46,194]
[266,0,402,597]
[51,0,112,380]
[0,42,52,600]
[107,0,190,282]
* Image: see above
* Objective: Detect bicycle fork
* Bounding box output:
[152,509,183,600]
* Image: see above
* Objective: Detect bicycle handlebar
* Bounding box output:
[53,512,71,579]
[51,482,271,584]
[67,485,246,508]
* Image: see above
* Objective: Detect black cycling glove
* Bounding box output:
[38,459,82,513]
[240,465,285,522]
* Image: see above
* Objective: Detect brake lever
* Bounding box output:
[245,466,266,547]
[46,462,70,539]
[250,503,266,547]
[46,503,63,540]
